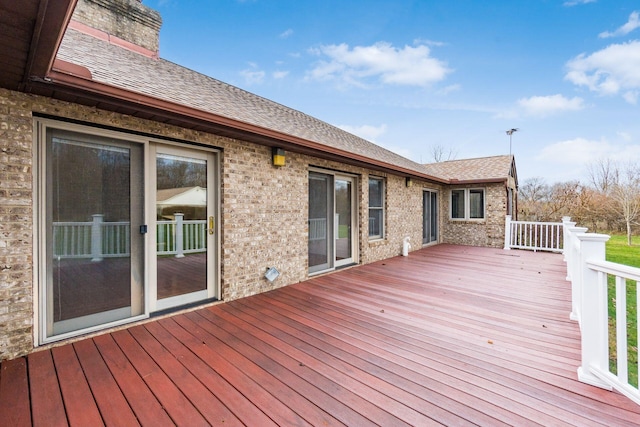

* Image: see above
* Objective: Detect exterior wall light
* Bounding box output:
[272,147,286,166]
[406,177,413,187]
[265,267,280,282]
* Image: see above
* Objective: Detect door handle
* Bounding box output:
[208,216,215,235]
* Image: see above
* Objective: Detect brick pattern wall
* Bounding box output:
[72,0,162,53]
[0,89,34,360]
[441,183,507,248]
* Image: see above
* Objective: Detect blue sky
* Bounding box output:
[144,0,640,184]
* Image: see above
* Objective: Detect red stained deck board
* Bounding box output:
[157,316,309,426]
[196,306,414,426]
[173,313,329,426]
[279,285,629,425]
[240,293,533,426]
[143,319,278,427]
[92,333,174,426]
[261,288,614,427]
[214,302,436,426]
[72,339,140,427]
[3,244,640,426]
[190,308,381,427]
[109,329,209,426]
[0,357,31,427]
[50,345,104,426]
[229,297,481,426]
[27,350,67,427]
[126,324,243,426]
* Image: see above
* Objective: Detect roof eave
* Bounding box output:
[33,67,448,184]
[448,178,508,185]
[22,0,77,90]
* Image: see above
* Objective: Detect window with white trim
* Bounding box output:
[368,177,385,239]
[451,188,485,220]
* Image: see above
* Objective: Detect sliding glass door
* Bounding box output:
[38,120,220,343]
[150,145,217,312]
[308,171,357,274]
[45,129,144,337]
[423,190,438,245]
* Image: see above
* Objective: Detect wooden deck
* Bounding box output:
[2,244,640,426]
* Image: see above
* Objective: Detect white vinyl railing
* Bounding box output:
[309,218,327,241]
[53,213,206,260]
[564,219,640,406]
[157,214,207,257]
[504,215,563,252]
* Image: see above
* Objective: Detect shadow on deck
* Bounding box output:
[2,244,640,426]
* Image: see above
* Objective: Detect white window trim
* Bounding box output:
[450,188,485,221]
[368,176,385,240]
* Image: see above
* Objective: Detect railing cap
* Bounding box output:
[576,233,610,242]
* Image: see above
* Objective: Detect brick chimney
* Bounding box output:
[71,0,162,54]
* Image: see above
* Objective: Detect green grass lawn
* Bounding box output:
[606,234,640,387]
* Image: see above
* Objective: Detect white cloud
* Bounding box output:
[279,29,294,39]
[272,70,289,79]
[563,0,596,6]
[599,11,640,38]
[338,123,387,142]
[537,138,640,168]
[617,131,632,142]
[517,94,586,117]
[437,84,461,95]
[240,63,265,85]
[307,42,451,88]
[565,40,640,103]
[537,137,611,165]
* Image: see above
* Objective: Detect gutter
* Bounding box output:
[39,63,450,184]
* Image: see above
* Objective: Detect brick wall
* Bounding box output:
[0,89,34,361]
[72,0,162,53]
[441,183,507,248]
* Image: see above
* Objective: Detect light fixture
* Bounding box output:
[406,177,413,187]
[272,147,285,166]
[265,267,280,282]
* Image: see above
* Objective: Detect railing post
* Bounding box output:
[576,233,612,390]
[91,214,104,262]
[504,215,512,250]
[174,213,185,258]
[562,217,574,262]
[568,226,588,321]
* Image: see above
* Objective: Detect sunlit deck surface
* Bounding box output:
[2,244,640,426]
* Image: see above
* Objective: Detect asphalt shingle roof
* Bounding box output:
[423,155,515,182]
[56,28,515,184]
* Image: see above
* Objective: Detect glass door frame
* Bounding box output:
[147,143,220,313]
[35,118,221,345]
[308,168,358,275]
[423,189,439,245]
[35,119,149,344]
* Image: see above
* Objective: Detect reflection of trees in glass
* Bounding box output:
[51,138,130,222]
[156,157,206,190]
[335,180,351,227]
[309,175,329,218]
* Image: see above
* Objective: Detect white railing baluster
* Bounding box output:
[504,217,564,253]
[54,215,205,259]
[616,275,629,384]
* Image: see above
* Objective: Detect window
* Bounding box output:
[451,189,465,219]
[368,177,385,239]
[450,188,484,220]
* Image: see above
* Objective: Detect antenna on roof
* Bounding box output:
[505,128,519,155]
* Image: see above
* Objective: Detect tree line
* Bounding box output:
[518,159,640,245]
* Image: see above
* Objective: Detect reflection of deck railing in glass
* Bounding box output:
[157,214,207,257]
[52,213,206,260]
[309,218,327,241]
